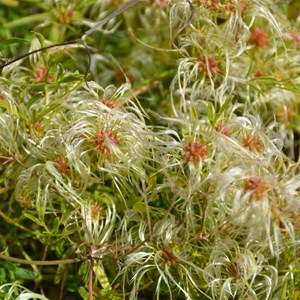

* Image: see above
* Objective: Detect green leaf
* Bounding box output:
[216,95,234,119]
[4,12,49,28]
[291,292,300,300]
[78,260,90,279]
[0,0,19,7]
[192,105,198,120]
[24,213,48,231]
[0,268,7,284]
[146,173,157,193]
[250,76,278,85]
[133,202,146,213]
[56,63,65,80]
[246,50,254,78]
[0,38,28,47]
[281,83,300,93]
[207,102,215,125]
[210,95,234,126]
[0,100,10,111]
[26,93,44,109]
[247,83,265,95]
[15,267,40,280]
[54,264,65,285]
[58,74,84,84]
[36,103,60,120]
[32,31,46,49]
[93,261,111,290]
[3,261,16,272]
[78,286,89,300]
[42,228,79,237]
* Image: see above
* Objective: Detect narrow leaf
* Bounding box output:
[207,102,215,125]
[0,38,28,47]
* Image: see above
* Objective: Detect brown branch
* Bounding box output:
[88,257,95,300]
[0,243,144,266]
[0,252,82,265]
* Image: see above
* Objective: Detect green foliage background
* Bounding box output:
[0,0,300,299]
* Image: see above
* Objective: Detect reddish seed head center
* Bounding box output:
[94,129,120,154]
[199,56,219,76]
[250,28,268,48]
[243,134,262,152]
[185,141,208,164]
[244,177,267,200]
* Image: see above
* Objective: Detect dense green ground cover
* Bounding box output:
[0,0,300,299]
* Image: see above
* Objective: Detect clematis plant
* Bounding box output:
[0,0,299,299]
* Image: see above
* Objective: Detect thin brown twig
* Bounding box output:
[0,243,144,266]
[88,257,95,300]
[82,0,141,38]
[0,252,82,265]
[180,0,194,32]
[59,265,69,300]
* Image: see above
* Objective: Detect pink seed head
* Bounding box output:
[243,134,262,152]
[250,28,268,48]
[102,99,115,111]
[215,124,232,137]
[201,0,220,10]
[94,129,120,154]
[34,65,47,83]
[55,158,69,175]
[244,177,267,200]
[199,56,219,76]
[185,141,208,164]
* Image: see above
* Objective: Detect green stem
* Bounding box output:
[0,210,31,233]
[4,12,49,29]
[0,0,19,7]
